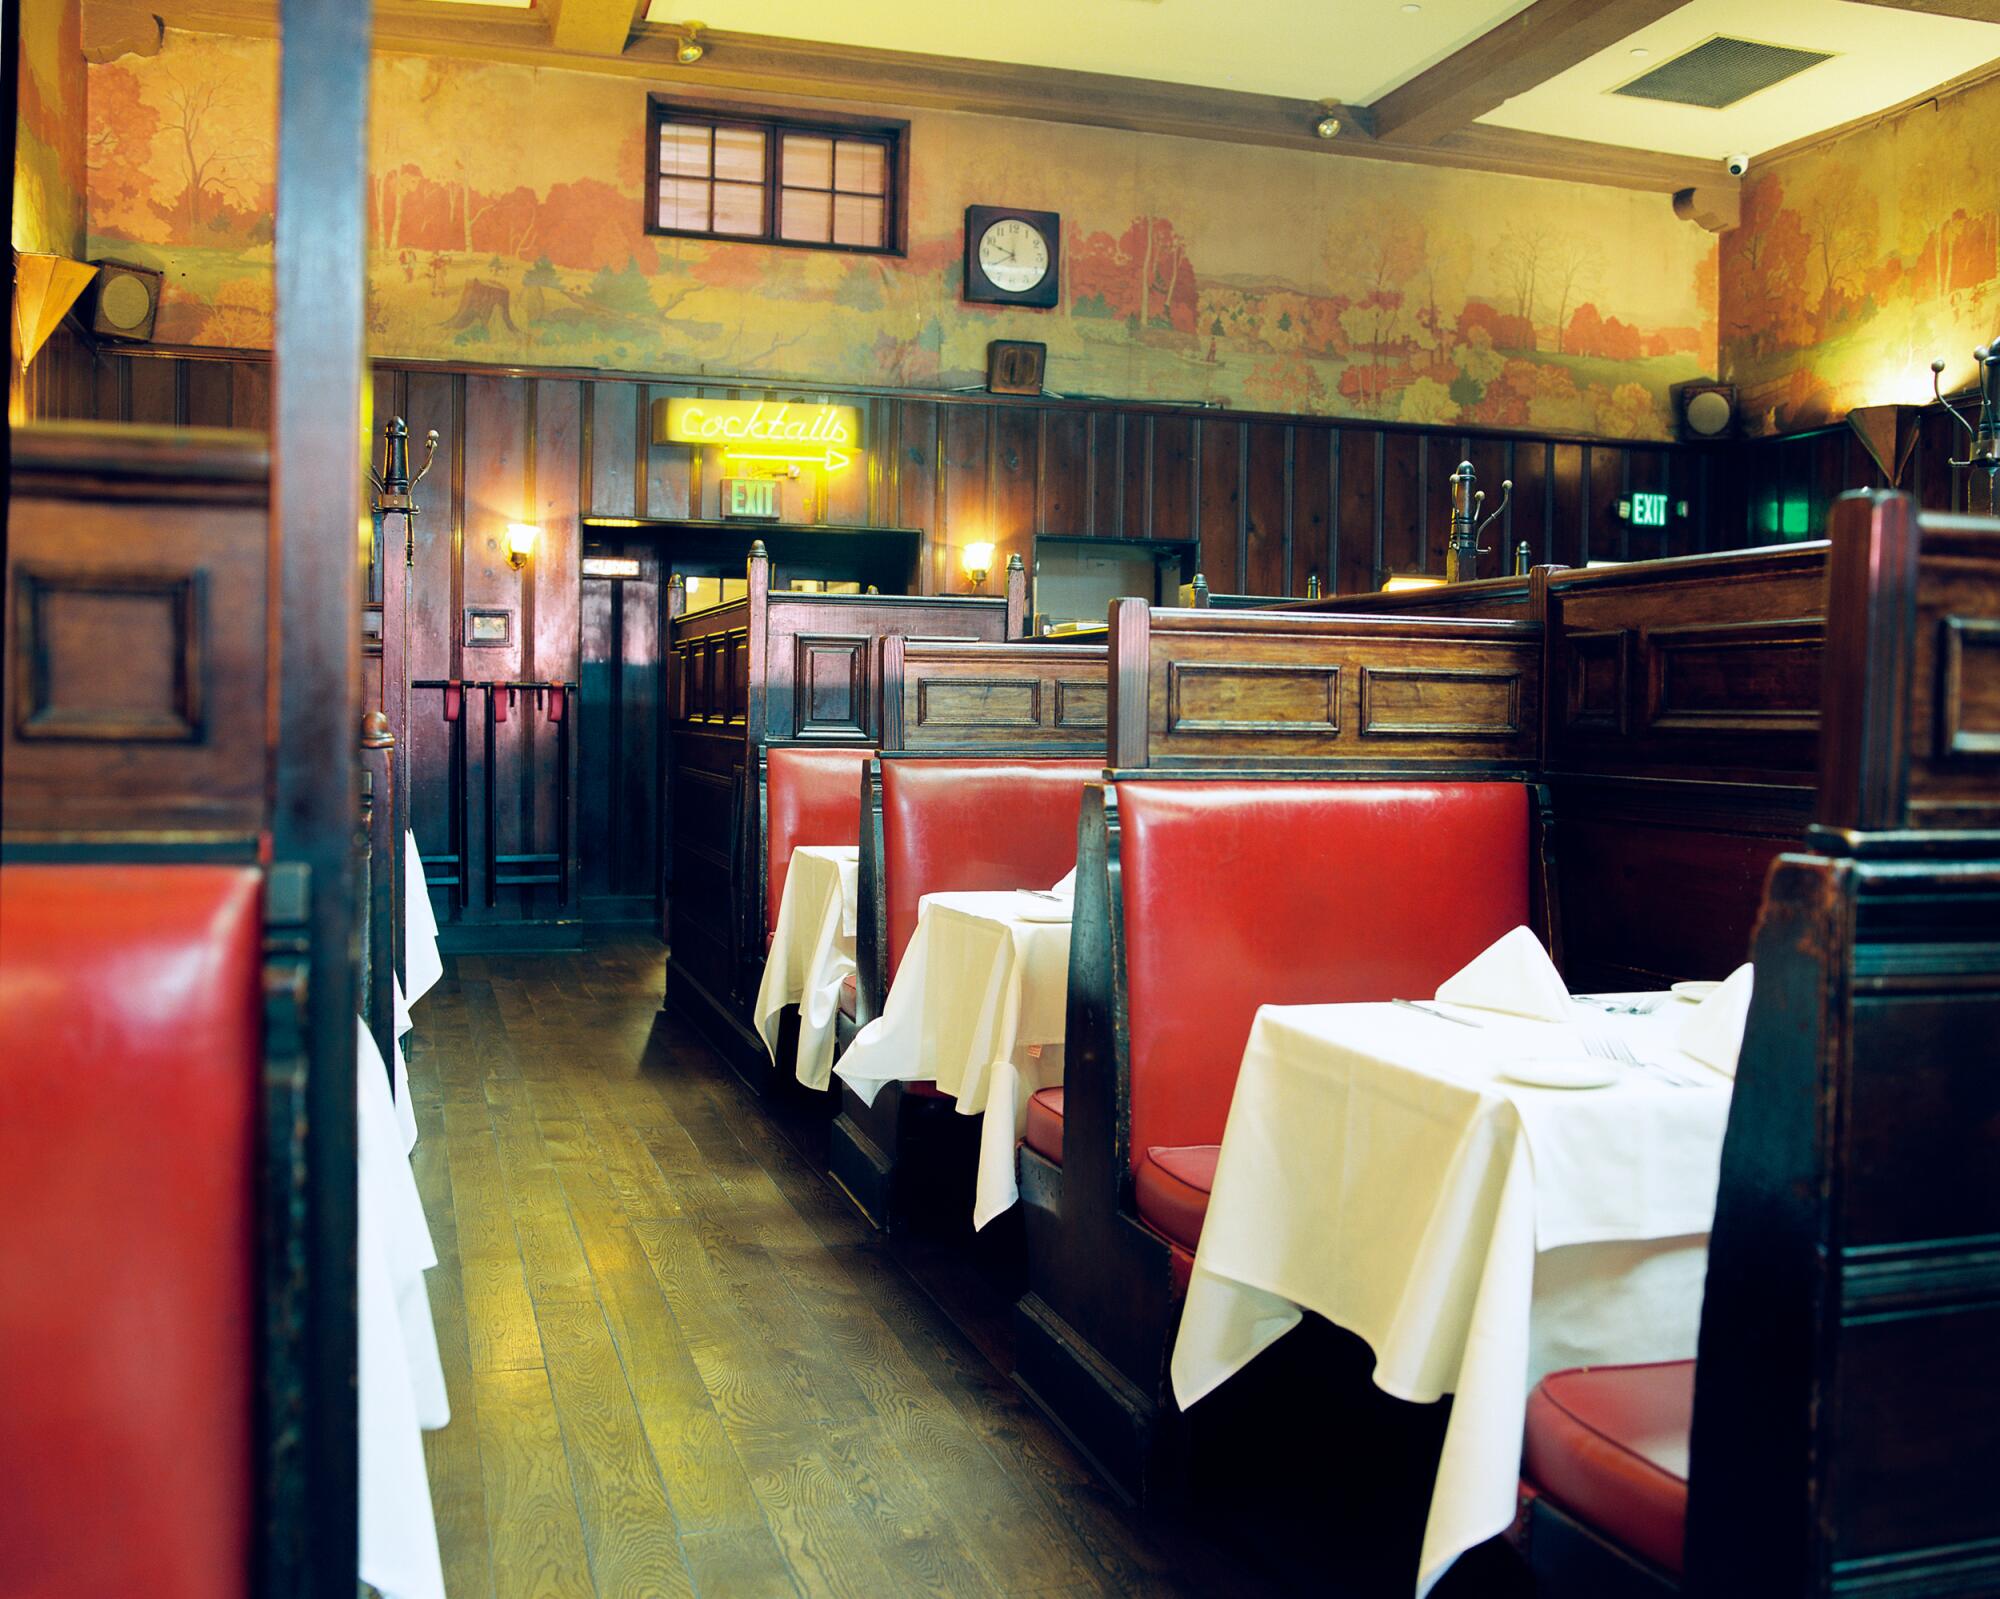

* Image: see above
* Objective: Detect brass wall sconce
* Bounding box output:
[505,523,539,571]
[961,540,995,589]
[1846,403,1922,489]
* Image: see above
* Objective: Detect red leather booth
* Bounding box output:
[763,745,875,946]
[878,756,1103,984]
[0,864,262,1599]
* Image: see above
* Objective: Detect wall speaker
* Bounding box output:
[1671,379,1738,441]
[86,260,163,342]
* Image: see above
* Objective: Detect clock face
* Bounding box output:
[978,218,1050,295]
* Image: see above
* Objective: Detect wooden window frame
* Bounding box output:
[645,96,909,257]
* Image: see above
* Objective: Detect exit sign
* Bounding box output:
[722,477,779,520]
[1631,491,1669,528]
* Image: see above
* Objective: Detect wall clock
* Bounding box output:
[964,206,1060,310]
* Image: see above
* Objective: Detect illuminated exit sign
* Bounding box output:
[653,397,861,471]
[721,477,780,520]
[1631,492,1669,528]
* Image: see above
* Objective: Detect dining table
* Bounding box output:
[756,843,861,1090]
[1169,993,1736,1597]
[836,888,1074,1228]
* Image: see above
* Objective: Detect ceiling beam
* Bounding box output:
[1368,0,1694,145]
[152,2,1724,193]
[546,0,648,56]
[1841,0,2000,20]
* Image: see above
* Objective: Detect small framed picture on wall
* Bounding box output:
[464,607,513,648]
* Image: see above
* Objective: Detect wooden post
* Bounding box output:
[1005,551,1030,638]
[267,0,371,1590]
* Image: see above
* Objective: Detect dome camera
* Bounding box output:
[1725,152,1749,177]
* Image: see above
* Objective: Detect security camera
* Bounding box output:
[1725,152,1749,177]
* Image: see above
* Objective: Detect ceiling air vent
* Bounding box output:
[1613,36,1834,109]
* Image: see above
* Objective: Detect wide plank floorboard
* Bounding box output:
[409,935,1322,1597]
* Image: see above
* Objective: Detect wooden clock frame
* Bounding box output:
[963,205,1061,310]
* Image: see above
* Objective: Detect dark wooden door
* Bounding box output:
[578,538,665,924]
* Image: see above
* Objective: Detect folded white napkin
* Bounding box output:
[1048,867,1077,897]
[1434,925,1572,1023]
[1677,963,1754,1077]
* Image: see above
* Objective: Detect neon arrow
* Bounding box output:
[722,446,854,472]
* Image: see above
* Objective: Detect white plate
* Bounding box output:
[1009,892,1075,923]
[1496,1057,1620,1090]
[1671,980,1722,1003]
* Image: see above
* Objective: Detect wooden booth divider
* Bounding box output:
[0,0,373,1584]
[664,541,1029,1062]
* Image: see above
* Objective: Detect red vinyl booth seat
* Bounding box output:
[1116,781,1530,1179]
[766,745,875,944]
[880,758,1103,981]
[1134,1144,1218,1254]
[0,864,262,1599]
[1023,1086,1065,1164]
[1523,1361,1694,1578]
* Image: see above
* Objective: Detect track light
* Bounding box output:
[677,22,706,64]
[1315,114,1341,139]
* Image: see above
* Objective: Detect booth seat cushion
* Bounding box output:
[766,745,875,941]
[1023,1086,1065,1164]
[0,864,262,1599]
[1134,1143,1219,1253]
[881,758,1103,979]
[1523,1360,1694,1578]
[839,972,857,1020]
[1116,780,1530,1171]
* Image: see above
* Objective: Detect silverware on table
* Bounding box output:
[1393,998,1485,1029]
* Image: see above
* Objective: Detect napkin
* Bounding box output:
[1434,925,1572,1022]
[1677,963,1754,1077]
[1048,867,1077,897]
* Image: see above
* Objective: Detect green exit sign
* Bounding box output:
[722,477,779,520]
[1631,491,1669,528]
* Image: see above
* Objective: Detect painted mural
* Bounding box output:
[15,0,86,257]
[1721,76,2000,436]
[86,29,1718,440]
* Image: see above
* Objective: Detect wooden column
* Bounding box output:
[267,0,371,1590]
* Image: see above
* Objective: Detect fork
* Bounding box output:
[1582,1032,1696,1086]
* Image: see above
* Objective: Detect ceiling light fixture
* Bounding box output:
[1631,47,1650,58]
[1400,3,1422,13]
[677,21,706,65]
[1315,114,1342,139]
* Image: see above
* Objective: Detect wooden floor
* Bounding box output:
[409,933,1296,1598]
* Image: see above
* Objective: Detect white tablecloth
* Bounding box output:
[755,845,860,1090]
[356,1018,448,1599]
[403,830,442,1008]
[1170,999,1733,1597]
[835,891,1072,1228]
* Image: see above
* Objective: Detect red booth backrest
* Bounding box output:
[0,864,262,1599]
[881,758,1104,978]
[766,746,876,941]
[1116,781,1531,1169]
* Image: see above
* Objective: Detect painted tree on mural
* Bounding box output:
[156,65,268,236]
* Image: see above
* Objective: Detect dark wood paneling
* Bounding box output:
[1197,419,1242,589]
[940,404,990,594]
[991,404,1039,578]
[1381,431,1422,578]
[1089,411,1123,537]
[1335,429,1377,597]
[1042,408,1090,536]
[1245,423,1288,597]
[1290,427,1332,598]
[1151,414,1195,547]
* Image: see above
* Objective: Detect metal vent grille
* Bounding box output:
[1613,37,1833,109]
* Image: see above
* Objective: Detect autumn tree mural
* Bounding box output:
[86,27,1716,438]
[1721,74,2000,434]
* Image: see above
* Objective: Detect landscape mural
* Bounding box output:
[1721,76,2000,436]
[15,0,85,257]
[86,28,1719,440]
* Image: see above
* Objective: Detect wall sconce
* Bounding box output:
[505,523,539,571]
[961,540,995,589]
[13,254,98,370]
[1846,403,1922,488]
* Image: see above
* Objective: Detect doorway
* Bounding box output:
[577,536,665,925]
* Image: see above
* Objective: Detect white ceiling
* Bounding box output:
[633,0,2000,157]
[1482,0,2000,160]
[636,0,1538,106]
